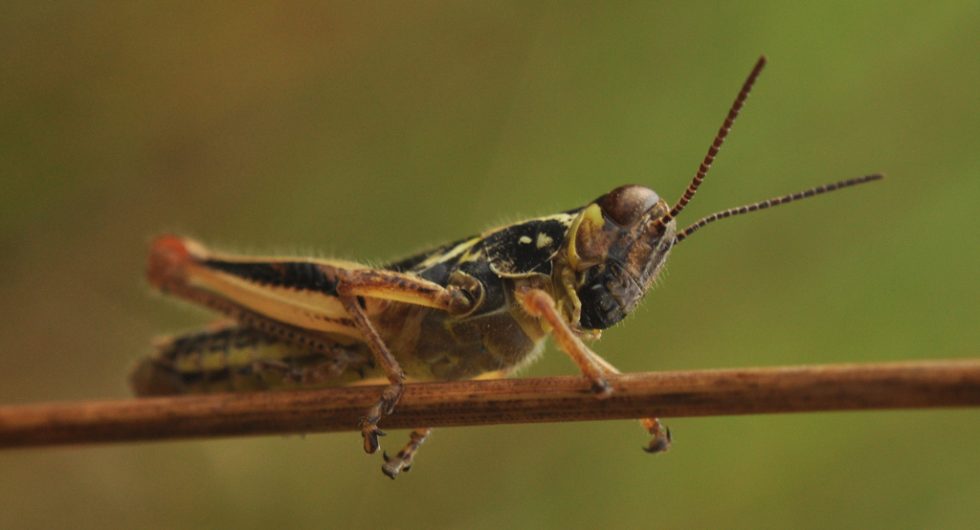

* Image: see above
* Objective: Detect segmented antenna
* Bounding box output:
[669,55,767,220]
[674,174,883,243]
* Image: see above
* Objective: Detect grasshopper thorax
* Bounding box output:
[568,185,676,330]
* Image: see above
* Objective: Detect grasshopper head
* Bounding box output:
[564,57,771,331]
[563,56,882,330]
[568,185,677,330]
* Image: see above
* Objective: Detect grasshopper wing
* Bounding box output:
[147,235,457,342]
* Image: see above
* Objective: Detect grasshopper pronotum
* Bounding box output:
[132,56,882,478]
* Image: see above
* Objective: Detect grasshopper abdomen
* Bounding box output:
[131,324,377,396]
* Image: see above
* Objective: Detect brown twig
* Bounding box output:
[1,359,978,449]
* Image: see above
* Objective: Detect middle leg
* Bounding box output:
[338,295,406,455]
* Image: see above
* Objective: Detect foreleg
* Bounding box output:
[517,287,671,453]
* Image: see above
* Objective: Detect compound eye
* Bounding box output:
[596,185,660,226]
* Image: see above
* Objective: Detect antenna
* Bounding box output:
[673,174,884,243]
[669,55,767,220]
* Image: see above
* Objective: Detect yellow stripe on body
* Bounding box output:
[184,261,364,340]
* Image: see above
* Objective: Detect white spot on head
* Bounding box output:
[518,235,533,245]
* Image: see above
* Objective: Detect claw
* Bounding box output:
[643,426,672,454]
[381,463,399,480]
[380,453,412,479]
[590,378,613,398]
[382,451,391,463]
[361,425,385,454]
[359,413,389,454]
[362,432,379,454]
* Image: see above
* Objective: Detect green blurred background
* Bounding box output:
[1,2,977,529]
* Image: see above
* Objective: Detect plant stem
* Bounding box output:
[1,359,978,449]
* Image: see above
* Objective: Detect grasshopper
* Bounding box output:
[132,56,882,478]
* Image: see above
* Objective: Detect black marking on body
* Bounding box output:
[161,327,271,361]
[385,236,471,273]
[203,260,338,294]
[381,218,570,319]
[387,239,470,286]
[484,219,569,276]
[413,260,453,285]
